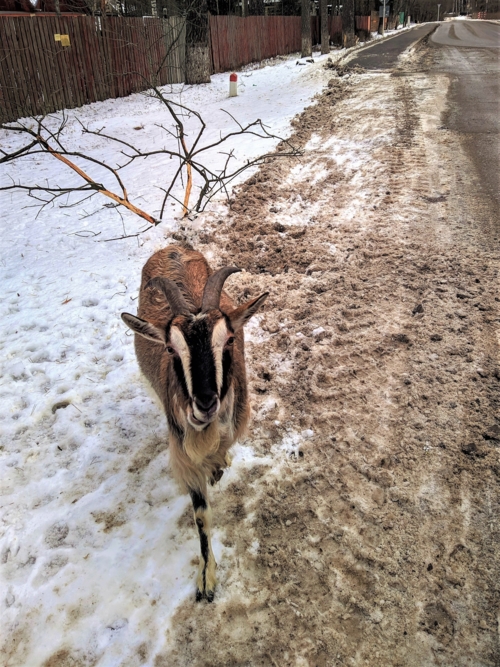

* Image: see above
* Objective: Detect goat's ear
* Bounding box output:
[121,313,166,345]
[228,292,269,331]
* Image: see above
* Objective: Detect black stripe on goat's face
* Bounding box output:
[169,312,234,431]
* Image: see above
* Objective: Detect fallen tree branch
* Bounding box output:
[42,139,158,226]
[1,116,159,225]
[0,91,301,228]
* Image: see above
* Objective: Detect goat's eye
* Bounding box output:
[226,336,235,347]
[166,345,175,355]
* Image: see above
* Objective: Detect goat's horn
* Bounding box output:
[201,267,241,312]
[147,277,191,316]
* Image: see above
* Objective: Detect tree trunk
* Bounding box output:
[185,0,211,84]
[341,0,356,48]
[301,0,312,57]
[320,0,329,54]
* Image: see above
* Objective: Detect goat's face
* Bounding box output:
[122,267,268,432]
[167,311,236,430]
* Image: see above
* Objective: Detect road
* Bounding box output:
[429,21,500,212]
[349,23,437,69]
[351,20,500,221]
[160,30,500,667]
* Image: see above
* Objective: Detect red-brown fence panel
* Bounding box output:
[355,16,371,32]
[329,16,343,37]
[208,15,301,74]
[1,13,367,123]
[0,14,185,123]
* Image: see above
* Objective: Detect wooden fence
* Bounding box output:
[310,16,343,44]
[210,15,346,73]
[355,16,371,32]
[0,15,185,122]
[209,15,301,73]
[1,13,375,122]
[471,11,500,18]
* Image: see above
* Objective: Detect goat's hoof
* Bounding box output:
[210,468,224,486]
[195,588,215,602]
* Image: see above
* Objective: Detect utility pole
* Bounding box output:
[381,0,386,36]
[437,3,441,19]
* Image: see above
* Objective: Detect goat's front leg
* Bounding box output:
[189,488,217,602]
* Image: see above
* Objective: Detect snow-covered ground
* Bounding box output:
[0,50,342,666]
[0,21,421,661]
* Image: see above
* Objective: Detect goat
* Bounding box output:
[121,245,268,601]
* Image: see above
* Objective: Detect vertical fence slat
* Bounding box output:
[28,17,52,114]
[99,17,113,101]
[87,17,103,103]
[65,15,85,109]
[16,17,38,116]
[4,19,25,118]
[14,17,35,115]
[33,17,55,114]
[0,19,16,120]
[52,15,74,111]
[72,17,91,104]
[76,18,92,104]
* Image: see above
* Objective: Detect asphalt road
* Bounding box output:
[348,23,437,69]
[350,20,499,219]
[429,21,500,212]
[430,19,500,47]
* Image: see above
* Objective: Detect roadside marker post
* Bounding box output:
[229,73,238,97]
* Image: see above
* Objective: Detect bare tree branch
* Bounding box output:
[0,85,302,229]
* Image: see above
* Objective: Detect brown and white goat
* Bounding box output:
[121,245,268,601]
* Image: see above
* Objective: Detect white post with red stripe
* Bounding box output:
[229,72,238,97]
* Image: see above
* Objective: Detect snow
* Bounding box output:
[0,50,339,666]
[1,24,427,660]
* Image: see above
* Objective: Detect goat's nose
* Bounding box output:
[195,394,218,416]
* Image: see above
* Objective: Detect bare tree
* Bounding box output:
[185,0,211,84]
[301,0,312,57]
[0,0,306,233]
[342,0,356,48]
[0,91,301,228]
[320,0,329,54]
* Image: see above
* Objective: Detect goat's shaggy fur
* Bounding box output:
[121,245,267,600]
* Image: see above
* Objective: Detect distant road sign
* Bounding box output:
[379,5,390,16]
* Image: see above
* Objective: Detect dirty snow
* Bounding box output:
[0,50,342,667]
[2,25,498,667]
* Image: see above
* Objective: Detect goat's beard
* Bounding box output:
[183,420,221,466]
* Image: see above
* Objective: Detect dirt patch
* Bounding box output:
[42,649,97,667]
[160,53,499,666]
[91,508,126,533]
